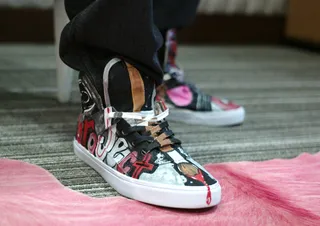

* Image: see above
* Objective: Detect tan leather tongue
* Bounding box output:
[125,63,145,112]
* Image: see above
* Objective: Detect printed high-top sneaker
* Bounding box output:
[158,29,245,126]
[74,58,221,209]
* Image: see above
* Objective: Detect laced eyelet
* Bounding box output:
[141,149,148,155]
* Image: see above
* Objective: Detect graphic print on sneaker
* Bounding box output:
[154,29,246,127]
[74,59,221,208]
[76,103,217,205]
[161,29,244,120]
[76,105,217,192]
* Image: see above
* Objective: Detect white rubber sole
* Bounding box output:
[73,140,221,209]
[167,106,246,126]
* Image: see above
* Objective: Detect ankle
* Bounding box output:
[106,59,156,112]
[78,58,157,114]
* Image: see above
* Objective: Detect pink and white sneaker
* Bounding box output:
[158,72,245,126]
[159,29,245,126]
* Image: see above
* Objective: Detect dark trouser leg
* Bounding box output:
[153,0,199,68]
[60,0,164,96]
[153,0,199,30]
[64,0,95,20]
[157,30,169,69]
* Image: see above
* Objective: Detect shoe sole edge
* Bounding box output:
[167,106,246,126]
[73,140,221,209]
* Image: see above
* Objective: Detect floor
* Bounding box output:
[0,45,320,197]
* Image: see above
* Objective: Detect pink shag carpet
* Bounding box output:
[1,153,320,226]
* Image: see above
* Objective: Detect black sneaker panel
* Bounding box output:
[164,78,213,112]
[108,60,156,112]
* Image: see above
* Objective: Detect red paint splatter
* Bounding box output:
[206,184,212,205]
[117,151,138,174]
[76,115,95,148]
[76,115,83,144]
[132,154,154,179]
[212,97,240,111]
[87,133,98,155]
[189,169,212,206]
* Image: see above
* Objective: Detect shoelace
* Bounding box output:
[127,120,181,154]
[104,107,181,155]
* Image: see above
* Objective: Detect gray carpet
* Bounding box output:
[1,45,320,197]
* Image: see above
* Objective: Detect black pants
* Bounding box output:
[60,0,199,90]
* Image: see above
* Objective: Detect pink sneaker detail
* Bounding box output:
[166,85,193,107]
[212,97,240,111]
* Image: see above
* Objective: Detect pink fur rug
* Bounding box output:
[1,153,319,226]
